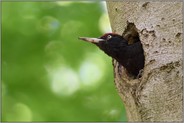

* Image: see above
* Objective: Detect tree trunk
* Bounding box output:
[106,1,182,122]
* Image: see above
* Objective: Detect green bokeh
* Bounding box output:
[2,1,127,121]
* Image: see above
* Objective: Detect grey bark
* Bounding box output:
[106,1,183,121]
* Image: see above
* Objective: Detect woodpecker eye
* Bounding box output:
[107,35,112,40]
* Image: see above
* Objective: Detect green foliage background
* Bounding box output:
[2,1,127,121]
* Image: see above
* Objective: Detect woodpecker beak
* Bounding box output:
[78,37,105,43]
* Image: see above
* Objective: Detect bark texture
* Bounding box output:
[106,1,183,121]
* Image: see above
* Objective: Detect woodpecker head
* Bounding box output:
[79,33,128,59]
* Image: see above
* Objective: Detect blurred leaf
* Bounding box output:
[2,1,127,122]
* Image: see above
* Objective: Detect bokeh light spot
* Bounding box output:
[79,61,102,86]
[6,103,32,122]
[99,13,112,33]
[103,108,121,121]
[79,52,106,88]
[99,2,112,33]
[56,1,73,6]
[60,20,85,39]
[37,16,60,34]
[48,66,80,96]
[2,82,7,96]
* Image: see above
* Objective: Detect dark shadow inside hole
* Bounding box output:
[123,23,140,44]
[122,22,145,79]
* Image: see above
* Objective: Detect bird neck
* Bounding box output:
[101,43,128,60]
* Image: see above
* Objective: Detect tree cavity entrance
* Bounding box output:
[122,22,145,79]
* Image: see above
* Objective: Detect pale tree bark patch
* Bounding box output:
[106,1,182,121]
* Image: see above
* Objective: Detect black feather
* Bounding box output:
[96,34,144,76]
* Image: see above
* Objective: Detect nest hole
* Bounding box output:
[122,22,145,79]
[123,23,140,44]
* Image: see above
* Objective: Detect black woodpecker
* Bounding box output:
[79,33,145,77]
